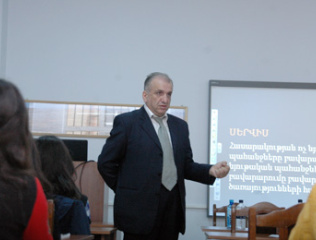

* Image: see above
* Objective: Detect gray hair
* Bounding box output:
[144,72,173,92]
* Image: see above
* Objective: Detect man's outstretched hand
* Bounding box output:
[209,161,230,178]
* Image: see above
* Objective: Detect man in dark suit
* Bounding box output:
[98,72,230,240]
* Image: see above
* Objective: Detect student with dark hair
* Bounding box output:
[30,137,53,197]
[36,135,90,237]
[0,79,53,240]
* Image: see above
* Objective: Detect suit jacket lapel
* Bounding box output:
[139,106,161,148]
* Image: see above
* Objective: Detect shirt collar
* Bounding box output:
[144,104,168,120]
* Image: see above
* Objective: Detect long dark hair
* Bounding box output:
[36,135,81,199]
[31,138,53,195]
[0,79,33,184]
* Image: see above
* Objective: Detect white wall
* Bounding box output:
[0,0,7,75]
[1,1,316,239]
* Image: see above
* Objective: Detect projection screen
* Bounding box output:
[208,80,316,215]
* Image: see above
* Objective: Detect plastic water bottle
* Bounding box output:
[236,199,246,229]
[227,199,234,228]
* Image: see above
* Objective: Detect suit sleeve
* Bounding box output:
[98,115,127,192]
[23,177,53,240]
[177,118,216,184]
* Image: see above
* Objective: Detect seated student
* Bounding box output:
[36,135,90,236]
[0,79,53,240]
[31,138,64,240]
[289,184,316,240]
[31,137,53,196]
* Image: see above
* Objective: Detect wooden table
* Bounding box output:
[90,226,117,240]
[201,226,248,232]
[63,235,94,240]
[205,231,279,240]
[205,231,248,240]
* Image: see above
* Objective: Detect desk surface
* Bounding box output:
[205,231,248,240]
[63,235,94,240]
[201,226,248,233]
[205,231,278,240]
[90,226,117,235]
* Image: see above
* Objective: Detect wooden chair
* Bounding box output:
[47,199,55,235]
[202,202,239,232]
[204,201,285,239]
[74,161,117,240]
[201,204,228,232]
[213,204,228,227]
[231,201,285,233]
[248,203,305,240]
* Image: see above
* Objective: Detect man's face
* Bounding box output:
[142,76,173,117]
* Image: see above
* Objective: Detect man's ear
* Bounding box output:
[142,90,148,102]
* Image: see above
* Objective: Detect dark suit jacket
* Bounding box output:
[98,106,215,234]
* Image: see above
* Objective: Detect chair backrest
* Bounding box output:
[47,199,54,235]
[73,161,106,223]
[213,204,227,226]
[248,203,304,240]
[231,201,285,233]
[213,202,240,227]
